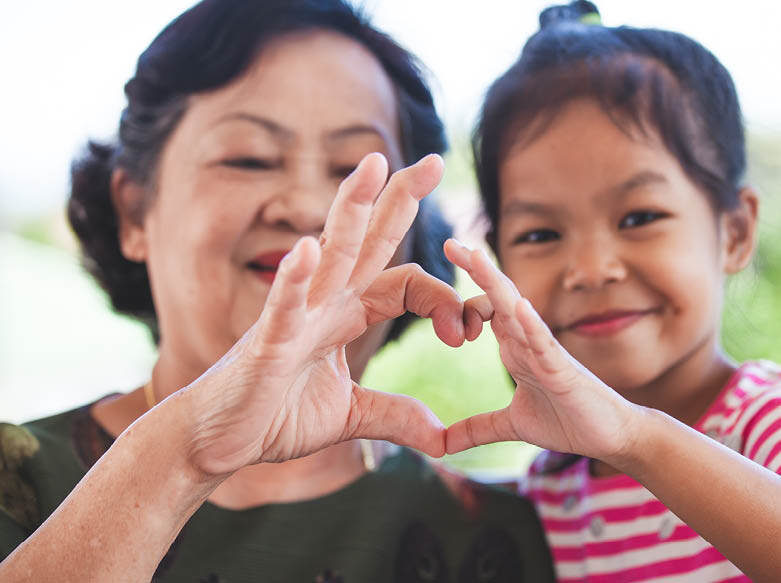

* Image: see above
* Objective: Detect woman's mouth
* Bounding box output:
[246,250,291,284]
[565,309,658,337]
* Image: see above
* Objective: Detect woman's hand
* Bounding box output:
[443,240,640,464]
[182,154,481,476]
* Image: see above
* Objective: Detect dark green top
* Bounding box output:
[0,403,554,582]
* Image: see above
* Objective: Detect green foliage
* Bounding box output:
[722,133,781,362]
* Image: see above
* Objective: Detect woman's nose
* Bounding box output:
[562,238,627,292]
[260,170,334,235]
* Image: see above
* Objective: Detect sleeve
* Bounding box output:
[738,386,781,474]
[0,508,30,561]
[0,422,41,560]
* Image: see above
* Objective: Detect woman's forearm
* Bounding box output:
[614,407,781,583]
[0,390,224,583]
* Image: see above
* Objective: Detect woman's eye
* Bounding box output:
[221,157,279,171]
[619,210,668,229]
[330,165,358,180]
[512,229,560,245]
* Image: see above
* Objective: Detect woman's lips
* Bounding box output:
[565,309,657,337]
[246,250,291,284]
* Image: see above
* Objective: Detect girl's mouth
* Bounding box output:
[565,308,658,337]
[246,250,291,284]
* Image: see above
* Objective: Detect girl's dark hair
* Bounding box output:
[474,0,746,249]
[68,0,451,343]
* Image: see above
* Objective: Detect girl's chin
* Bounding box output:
[585,361,665,394]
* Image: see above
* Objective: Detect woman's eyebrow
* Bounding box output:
[326,124,389,143]
[214,112,293,141]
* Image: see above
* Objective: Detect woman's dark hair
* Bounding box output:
[474,0,746,249]
[68,0,451,343]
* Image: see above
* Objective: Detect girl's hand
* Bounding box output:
[443,240,641,463]
[182,154,481,476]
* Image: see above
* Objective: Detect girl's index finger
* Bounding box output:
[449,240,523,320]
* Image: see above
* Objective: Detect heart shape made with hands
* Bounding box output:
[189,152,630,476]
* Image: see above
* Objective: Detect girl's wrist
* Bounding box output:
[602,405,674,480]
[595,399,653,473]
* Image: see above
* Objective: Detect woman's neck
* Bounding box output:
[91,348,375,509]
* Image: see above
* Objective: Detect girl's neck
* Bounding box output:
[591,340,736,478]
[630,344,735,427]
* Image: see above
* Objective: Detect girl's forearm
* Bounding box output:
[613,407,781,583]
[0,390,224,583]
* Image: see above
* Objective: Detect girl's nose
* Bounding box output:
[562,239,627,292]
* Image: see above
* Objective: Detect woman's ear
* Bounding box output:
[722,186,759,274]
[110,169,149,263]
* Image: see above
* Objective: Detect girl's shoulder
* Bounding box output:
[730,359,781,392]
[698,360,781,471]
[701,359,781,423]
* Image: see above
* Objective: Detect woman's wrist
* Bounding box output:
[143,387,235,492]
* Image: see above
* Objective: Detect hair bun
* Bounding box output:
[539,0,601,30]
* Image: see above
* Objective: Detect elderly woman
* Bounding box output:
[0,0,554,581]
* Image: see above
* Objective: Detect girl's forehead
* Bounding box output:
[498,99,672,199]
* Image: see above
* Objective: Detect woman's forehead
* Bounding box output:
[185,30,401,143]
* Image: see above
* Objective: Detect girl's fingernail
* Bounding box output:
[452,238,473,252]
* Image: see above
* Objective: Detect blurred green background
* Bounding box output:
[2,132,780,477]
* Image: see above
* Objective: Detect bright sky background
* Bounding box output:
[1,0,780,221]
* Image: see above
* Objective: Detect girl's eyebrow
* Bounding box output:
[500,171,669,217]
[609,170,668,200]
[500,199,557,217]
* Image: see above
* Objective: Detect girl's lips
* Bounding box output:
[246,250,291,284]
[566,309,656,337]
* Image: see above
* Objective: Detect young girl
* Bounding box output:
[445,1,781,581]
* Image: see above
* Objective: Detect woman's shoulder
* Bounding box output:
[0,400,113,532]
[0,422,41,531]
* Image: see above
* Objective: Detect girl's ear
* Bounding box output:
[110,169,149,263]
[722,186,759,274]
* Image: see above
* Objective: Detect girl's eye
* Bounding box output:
[221,157,280,171]
[619,210,668,229]
[512,229,560,245]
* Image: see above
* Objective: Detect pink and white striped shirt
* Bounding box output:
[524,360,781,583]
